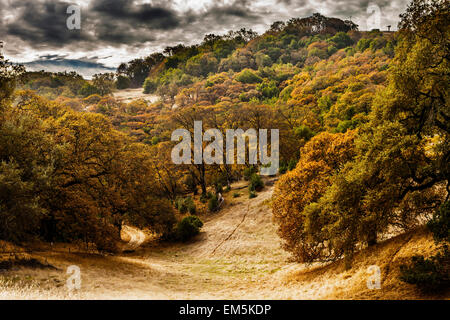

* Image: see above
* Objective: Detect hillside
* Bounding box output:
[1,1,448,301]
[0,181,446,300]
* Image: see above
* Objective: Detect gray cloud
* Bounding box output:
[0,0,411,68]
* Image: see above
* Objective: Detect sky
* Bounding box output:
[0,0,411,77]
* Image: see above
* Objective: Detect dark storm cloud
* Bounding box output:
[203,5,262,22]
[1,0,411,68]
[4,1,92,46]
[90,0,180,28]
[0,0,268,50]
[0,0,181,48]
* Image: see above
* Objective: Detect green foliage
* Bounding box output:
[427,201,450,243]
[143,78,157,94]
[294,125,315,141]
[175,197,196,214]
[278,162,288,174]
[78,83,100,97]
[248,174,264,192]
[116,75,131,89]
[399,247,450,293]
[200,192,213,204]
[19,70,87,99]
[92,73,115,96]
[249,191,257,199]
[257,79,279,98]
[235,69,262,84]
[333,119,359,133]
[175,216,204,242]
[117,54,164,87]
[255,53,272,68]
[400,202,450,293]
[356,38,372,52]
[208,194,219,212]
[279,85,293,101]
[327,45,338,56]
[328,32,354,49]
[287,159,297,171]
[233,192,240,198]
[243,166,258,181]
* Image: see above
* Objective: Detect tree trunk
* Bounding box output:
[367,229,377,247]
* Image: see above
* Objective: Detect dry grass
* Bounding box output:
[1,182,448,300]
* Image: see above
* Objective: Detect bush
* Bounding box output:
[287,159,297,171]
[249,191,257,199]
[200,192,213,204]
[328,32,354,49]
[175,197,196,214]
[278,163,288,174]
[248,174,264,192]
[143,79,157,94]
[151,136,160,145]
[175,216,203,242]
[116,76,131,89]
[243,166,257,181]
[399,246,450,293]
[294,125,315,141]
[233,192,240,198]
[208,194,219,212]
[216,183,223,194]
[78,83,99,97]
[427,201,450,243]
[399,202,450,293]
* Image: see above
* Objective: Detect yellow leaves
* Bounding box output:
[272,130,356,261]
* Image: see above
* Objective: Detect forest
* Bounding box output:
[0,0,448,295]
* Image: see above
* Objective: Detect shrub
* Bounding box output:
[427,201,450,243]
[328,32,354,49]
[200,192,213,203]
[78,83,99,97]
[208,194,219,212]
[243,166,257,181]
[175,216,203,242]
[151,136,160,145]
[327,45,338,56]
[175,197,196,214]
[287,159,297,171]
[233,192,240,198]
[116,76,131,89]
[399,246,450,293]
[249,174,264,192]
[399,202,450,293]
[249,191,257,199]
[215,182,223,194]
[143,79,157,94]
[294,125,315,141]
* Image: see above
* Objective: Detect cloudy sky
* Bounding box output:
[0,0,410,76]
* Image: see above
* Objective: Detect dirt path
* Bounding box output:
[112,89,159,104]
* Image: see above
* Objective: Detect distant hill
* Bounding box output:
[22,59,115,79]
